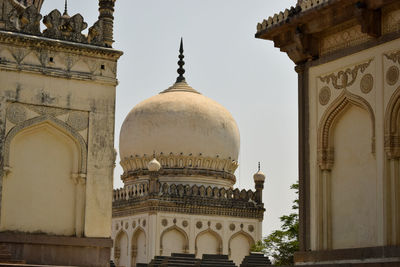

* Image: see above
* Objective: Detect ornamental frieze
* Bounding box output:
[318,59,372,90]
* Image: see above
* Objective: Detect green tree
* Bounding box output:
[252,182,299,266]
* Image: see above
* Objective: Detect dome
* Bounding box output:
[119,81,240,186]
[119,40,240,187]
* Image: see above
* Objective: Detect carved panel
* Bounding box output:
[360,74,374,94]
[319,86,331,106]
[6,103,27,124]
[386,66,399,86]
[319,59,372,90]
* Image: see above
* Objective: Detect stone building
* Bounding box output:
[111,41,265,267]
[256,0,400,266]
[0,0,122,266]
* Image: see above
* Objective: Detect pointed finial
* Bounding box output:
[63,0,68,16]
[176,38,186,83]
[258,162,260,172]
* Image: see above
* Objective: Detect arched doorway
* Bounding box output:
[131,228,146,266]
[229,231,254,266]
[160,226,188,256]
[195,229,222,257]
[115,230,129,267]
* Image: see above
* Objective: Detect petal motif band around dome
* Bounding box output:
[119,40,240,187]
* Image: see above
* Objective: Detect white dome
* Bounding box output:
[119,82,240,163]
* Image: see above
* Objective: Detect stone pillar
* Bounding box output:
[98,0,116,47]
[72,173,86,237]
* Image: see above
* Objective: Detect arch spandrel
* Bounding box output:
[317,90,375,170]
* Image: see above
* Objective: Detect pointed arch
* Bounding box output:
[318,90,375,170]
[3,115,87,174]
[160,225,188,255]
[195,228,222,256]
[228,230,254,266]
[385,86,400,159]
[131,227,147,266]
[114,229,129,266]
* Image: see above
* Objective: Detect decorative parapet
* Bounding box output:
[0,0,116,47]
[112,182,264,219]
[113,182,262,207]
[120,153,238,182]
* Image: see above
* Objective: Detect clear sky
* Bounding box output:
[42,0,299,238]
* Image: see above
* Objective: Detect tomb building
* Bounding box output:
[256,0,400,265]
[111,40,265,267]
[0,0,122,266]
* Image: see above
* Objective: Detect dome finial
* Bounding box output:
[176,38,186,83]
[63,0,68,16]
[258,162,260,172]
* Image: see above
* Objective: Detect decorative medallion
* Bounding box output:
[386,65,399,86]
[229,223,235,231]
[196,221,203,229]
[360,74,374,94]
[319,86,331,106]
[248,225,254,233]
[142,219,146,227]
[132,221,136,228]
[6,103,27,124]
[161,219,168,227]
[216,223,222,230]
[182,220,188,228]
[67,111,89,131]
[125,222,129,230]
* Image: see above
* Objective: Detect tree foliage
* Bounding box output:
[252,182,299,266]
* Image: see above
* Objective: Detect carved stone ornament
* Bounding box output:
[132,221,136,228]
[142,219,146,227]
[182,220,188,228]
[161,219,168,227]
[216,223,222,230]
[229,223,236,231]
[386,66,399,86]
[248,225,255,232]
[125,222,128,230]
[6,103,27,124]
[66,111,89,131]
[319,59,372,90]
[196,221,203,229]
[319,86,331,106]
[385,51,400,64]
[360,74,374,94]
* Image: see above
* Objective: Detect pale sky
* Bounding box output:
[42,0,299,238]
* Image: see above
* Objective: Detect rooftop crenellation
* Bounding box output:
[0,0,116,47]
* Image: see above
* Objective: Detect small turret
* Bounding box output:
[254,162,266,204]
[98,0,116,47]
[147,156,161,196]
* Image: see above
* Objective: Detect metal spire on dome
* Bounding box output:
[258,162,261,172]
[176,38,186,83]
[63,0,69,16]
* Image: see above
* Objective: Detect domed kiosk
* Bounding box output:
[112,40,265,267]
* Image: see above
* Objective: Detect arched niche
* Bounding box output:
[316,91,377,250]
[160,225,188,256]
[131,227,147,266]
[195,229,222,257]
[318,90,375,170]
[228,231,254,266]
[0,117,86,236]
[384,86,400,245]
[115,230,129,267]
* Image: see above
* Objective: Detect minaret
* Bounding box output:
[98,0,116,47]
[253,162,266,204]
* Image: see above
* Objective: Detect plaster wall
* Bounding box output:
[0,41,119,238]
[308,38,400,250]
[111,212,261,267]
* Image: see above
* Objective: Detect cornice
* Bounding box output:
[0,31,123,61]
